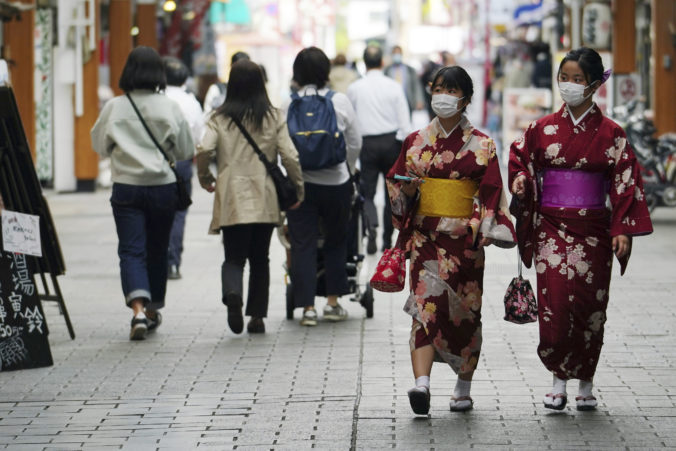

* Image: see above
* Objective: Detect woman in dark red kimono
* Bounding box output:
[509,48,653,411]
[387,66,516,415]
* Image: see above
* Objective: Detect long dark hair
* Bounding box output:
[557,47,604,85]
[216,60,272,131]
[119,46,166,93]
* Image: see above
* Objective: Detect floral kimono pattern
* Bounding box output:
[387,116,516,374]
[509,104,653,380]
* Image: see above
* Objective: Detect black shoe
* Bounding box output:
[129,316,148,340]
[167,265,181,280]
[247,317,265,334]
[146,311,162,332]
[367,236,377,255]
[225,292,244,334]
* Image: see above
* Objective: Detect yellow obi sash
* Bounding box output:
[417,178,478,218]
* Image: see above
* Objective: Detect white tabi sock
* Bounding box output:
[453,378,472,399]
[553,374,567,395]
[134,312,146,320]
[578,380,593,398]
[415,376,430,390]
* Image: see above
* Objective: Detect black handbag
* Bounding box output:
[126,93,192,210]
[231,116,299,211]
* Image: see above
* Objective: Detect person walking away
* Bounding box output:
[384,45,425,117]
[203,51,251,116]
[284,46,362,326]
[328,53,359,94]
[162,56,205,280]
[509,47,653,411]
[347,45,411,254]
[196,60,304,334]
[91,46,195,340]
[387,66,516,415]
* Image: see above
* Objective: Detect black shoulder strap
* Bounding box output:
[126,93,177,172]
[230,116,274,171]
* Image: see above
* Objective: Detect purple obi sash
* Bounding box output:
[540,169,607,209]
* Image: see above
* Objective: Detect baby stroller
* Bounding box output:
[277,173,375,319]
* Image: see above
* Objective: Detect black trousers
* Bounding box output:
[359,132,401,247]
[286,181,353,308]
[220,223,275,318]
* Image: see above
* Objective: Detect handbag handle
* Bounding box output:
[126,93,181,181]
[517,248,523,278]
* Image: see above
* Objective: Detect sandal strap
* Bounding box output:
[575,395,596,401]
[545,392,567,399]
[451,396,473,402]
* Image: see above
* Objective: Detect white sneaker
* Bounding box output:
[300,309,318,326]
[323,303,348,321]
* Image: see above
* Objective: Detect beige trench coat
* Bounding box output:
[196,109,304,234]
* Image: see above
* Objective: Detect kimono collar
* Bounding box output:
[566,103,596,126]
[431,114,470,138]
[560,103,601,128]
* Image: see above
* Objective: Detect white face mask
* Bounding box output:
[559,81,595,107]
[431,93,464,118]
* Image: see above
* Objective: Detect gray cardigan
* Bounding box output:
[91,90,195,186]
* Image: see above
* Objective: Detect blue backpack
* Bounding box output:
[287,90,346,170]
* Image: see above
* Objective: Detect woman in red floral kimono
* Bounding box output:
[386,66,516,415]
[509,48,653,411]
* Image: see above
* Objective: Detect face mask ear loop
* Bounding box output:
[582,80,600,103]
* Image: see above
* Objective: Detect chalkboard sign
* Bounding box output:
[0,85,74,339]
[0,233,53,371]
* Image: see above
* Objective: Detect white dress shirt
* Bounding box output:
[282,85,362,185]
[165,85,205,143]
[347,69,412,141]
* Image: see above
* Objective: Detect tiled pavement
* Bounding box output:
[0,184,675,450]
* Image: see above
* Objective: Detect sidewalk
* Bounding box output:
[0,184,675,450]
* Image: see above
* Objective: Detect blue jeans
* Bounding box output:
[168,161,193,267]
[111,183,177,310]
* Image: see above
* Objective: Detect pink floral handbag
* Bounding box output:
[503,255,538,324]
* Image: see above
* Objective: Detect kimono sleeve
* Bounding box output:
[385,134,416,231]
[608,131,653,238]
[508,121,539,266]
[473,137,517,248]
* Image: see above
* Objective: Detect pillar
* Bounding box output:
[3,4,35,159]
[651,0,676,134]
[612,0,635,74]
[109,0,132,96]
[136,0,158,49]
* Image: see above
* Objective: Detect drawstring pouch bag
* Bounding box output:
[503,252,537,324]
[369,232,407,292]
[370,199,416,293]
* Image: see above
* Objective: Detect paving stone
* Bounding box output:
[0,187,674,449]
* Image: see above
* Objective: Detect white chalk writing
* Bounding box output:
[11,253,35,296]
[0,336,28,369]
[23,306,44,334]
[8,292,21,316]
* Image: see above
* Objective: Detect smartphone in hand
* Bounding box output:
[394,174,424,182]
